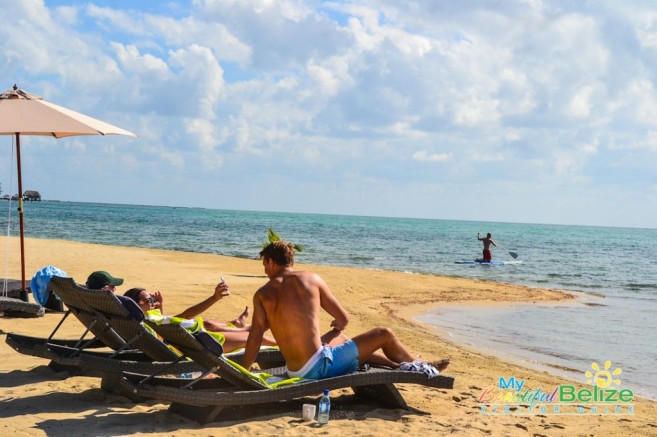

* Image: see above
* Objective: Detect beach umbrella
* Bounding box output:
[0,84,137,294]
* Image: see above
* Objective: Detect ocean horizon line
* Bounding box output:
[16,198,657,231]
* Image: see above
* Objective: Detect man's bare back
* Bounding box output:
[478,233,495,249]
[254,271,325,371]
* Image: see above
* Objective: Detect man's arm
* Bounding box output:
[317,275,350,331]
[241,292,269,370]
[175,281,228,319]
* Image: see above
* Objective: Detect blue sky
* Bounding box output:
[1,0,656,228]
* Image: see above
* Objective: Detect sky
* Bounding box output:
[0,0,656,228]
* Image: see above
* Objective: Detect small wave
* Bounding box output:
[347,255,376,262]
[231,252,257,260]
[624,282,657,291]
[542,362,583,373]
[612,293,657,302]
[362,267,385,272]
[521,345,583,362]
[547,273,583,278]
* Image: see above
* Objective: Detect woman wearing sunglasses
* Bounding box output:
[124,279,276,352]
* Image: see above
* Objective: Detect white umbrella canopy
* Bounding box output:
[0,85,136,137]
[0,84,137,294]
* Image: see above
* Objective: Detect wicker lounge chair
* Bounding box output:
[6,277,283,382]
[7,276,140,357]
[6,277,129,370]
[120,321,455,424]
[5,277,201,378]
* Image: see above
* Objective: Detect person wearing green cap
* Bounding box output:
[86,271,124,291]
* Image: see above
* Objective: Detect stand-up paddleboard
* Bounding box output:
[455,259,523,265]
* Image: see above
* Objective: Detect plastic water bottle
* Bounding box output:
[317,388,330,424]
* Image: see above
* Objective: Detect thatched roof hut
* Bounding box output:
[23,190,41,201]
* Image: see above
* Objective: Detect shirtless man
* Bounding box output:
[477,232,497,262]
[241,241,449,379]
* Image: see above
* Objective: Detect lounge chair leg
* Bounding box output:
[48,360,84,376]
[352,383,408,409]
[101,372,146,402]
[169,402,225,424]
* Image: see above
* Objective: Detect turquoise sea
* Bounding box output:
[3,200,657,399]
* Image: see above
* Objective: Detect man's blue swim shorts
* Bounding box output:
[287,339,360,380]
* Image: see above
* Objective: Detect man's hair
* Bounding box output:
[124,287,145,303]
[259,241,295,266]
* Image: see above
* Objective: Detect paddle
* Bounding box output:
[497,244,518,259]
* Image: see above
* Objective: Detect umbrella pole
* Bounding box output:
[15,133,27,299]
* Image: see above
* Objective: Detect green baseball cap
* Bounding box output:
[86,271,124,289]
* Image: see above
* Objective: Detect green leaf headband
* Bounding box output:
[262,227,304,252]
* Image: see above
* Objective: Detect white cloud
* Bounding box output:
[1,0,657,227]
[453,95,500,127]
[611,130,657,152]
[566,85,596,118]
[412,150,451,162]
[552,140,598,178]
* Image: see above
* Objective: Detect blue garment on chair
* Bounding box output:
[31,265,68,305]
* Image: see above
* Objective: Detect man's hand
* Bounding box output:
[330,319,347,331]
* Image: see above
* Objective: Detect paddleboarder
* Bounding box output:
[477,232,497,262]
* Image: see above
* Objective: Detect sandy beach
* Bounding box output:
[1,237,655,436]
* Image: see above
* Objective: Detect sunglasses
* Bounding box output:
[140,296,156,305]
